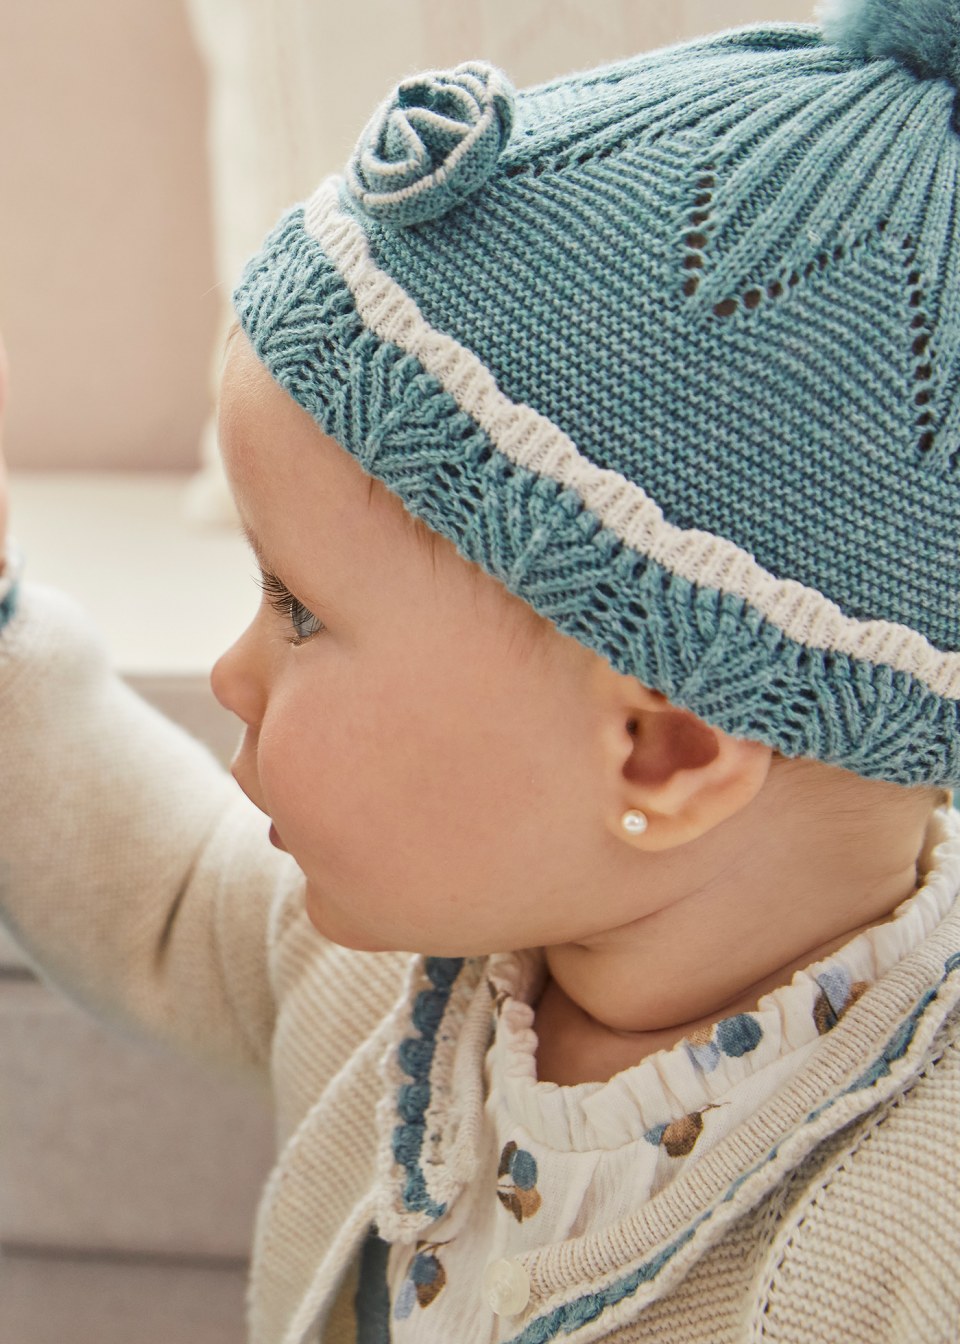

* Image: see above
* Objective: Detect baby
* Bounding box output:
[1,4,959,1342]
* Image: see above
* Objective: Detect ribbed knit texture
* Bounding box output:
[592,1031,960,1343]
[234,19,960,789]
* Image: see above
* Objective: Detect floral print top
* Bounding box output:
[383,858,955,1343]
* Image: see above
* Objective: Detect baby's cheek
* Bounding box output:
[253,703,333,835]
[255,689,403,852]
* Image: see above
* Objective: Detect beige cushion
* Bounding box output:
[0,980,274,1256]
[0,1252,249,1344]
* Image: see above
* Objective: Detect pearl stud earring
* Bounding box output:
[621,810,649,835]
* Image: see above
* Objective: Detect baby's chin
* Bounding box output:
[303,881,400,953]
[302,883,493,958]
[302,877,538,959]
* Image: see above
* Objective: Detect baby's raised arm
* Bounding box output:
[0,333,299,1084]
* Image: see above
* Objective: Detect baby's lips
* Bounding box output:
[345,60,515,227]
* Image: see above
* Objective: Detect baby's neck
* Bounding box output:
[533,913,890,1086]
[533,803,941,1087]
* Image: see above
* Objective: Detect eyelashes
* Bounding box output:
[256,568,326,646]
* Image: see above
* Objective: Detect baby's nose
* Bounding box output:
[210,624,265,729]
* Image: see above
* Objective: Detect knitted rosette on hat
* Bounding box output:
[234,10,960,790]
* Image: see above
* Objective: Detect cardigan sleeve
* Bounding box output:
[0,578,301,1084]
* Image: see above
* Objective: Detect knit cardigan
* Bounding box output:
[1,582,958,1344]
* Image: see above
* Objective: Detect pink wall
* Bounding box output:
[0,1,217,470]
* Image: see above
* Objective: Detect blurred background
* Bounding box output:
[1,0,815,480]
[0,4,817,1343]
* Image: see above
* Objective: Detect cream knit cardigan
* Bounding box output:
[1,583,959,1344]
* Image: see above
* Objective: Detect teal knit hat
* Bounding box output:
[233,2,960,790]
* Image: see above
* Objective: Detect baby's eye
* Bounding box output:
[256,570,326,646]
[284,595,326,645]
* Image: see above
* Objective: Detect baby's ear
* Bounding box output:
[590,664,773,852]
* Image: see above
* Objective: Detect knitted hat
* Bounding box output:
[233,1,960,790]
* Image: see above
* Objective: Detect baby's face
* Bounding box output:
[212,333,619,955]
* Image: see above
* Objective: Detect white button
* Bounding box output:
[483,1257,531,1316]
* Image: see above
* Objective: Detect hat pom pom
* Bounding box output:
[816,0,960,90]
[346,61,515,228]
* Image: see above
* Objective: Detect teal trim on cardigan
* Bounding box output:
[391,957,464,1218]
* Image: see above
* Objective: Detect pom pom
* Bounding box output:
[346,61,515,227]
[816,0,960,90]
